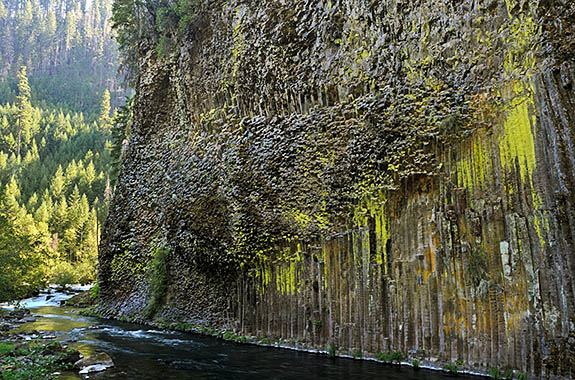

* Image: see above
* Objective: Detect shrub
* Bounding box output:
[327,343,336,358]
[74,260,96,284]
[91,282,99,298]
[444,362,458,374]
[51,261,78,288]
[0,343,15,356]
[488,366,502,379]
[377,352,391,362]
[143,246,169,318]
[390,351,404,363]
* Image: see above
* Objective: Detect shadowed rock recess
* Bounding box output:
[99,0,575,377]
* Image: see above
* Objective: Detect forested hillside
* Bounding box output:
[0,0,121,116]
[0,0,125,302]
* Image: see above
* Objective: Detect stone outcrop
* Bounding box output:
[99,0,575,377]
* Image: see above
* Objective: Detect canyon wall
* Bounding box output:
[99,0,575,377]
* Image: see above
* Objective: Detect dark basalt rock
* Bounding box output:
[99,0,575,378]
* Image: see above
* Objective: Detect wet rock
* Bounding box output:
[79,364,113,374]
[16,316,36,323]
[74,352,114,373]
[65,291,96,308]
[0,322,16,331]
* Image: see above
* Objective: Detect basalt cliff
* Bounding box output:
[99,0,575,377]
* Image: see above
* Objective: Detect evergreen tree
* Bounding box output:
[0,0,124,300]
[99,89,112,132]
[16,66,33,157]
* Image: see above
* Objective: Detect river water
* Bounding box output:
[2,289,479,380]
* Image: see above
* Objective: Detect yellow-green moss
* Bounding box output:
[499,81,536,182]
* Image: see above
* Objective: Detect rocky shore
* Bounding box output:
[1,295,113,379]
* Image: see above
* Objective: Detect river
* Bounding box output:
[2,289,479,380]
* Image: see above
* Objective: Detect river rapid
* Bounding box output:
[1,289,479,380]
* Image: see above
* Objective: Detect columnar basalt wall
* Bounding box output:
[99,0,575,377]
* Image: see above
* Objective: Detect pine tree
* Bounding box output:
[50,165,66,199]
[16,66,33,158]
[99,89,112,132]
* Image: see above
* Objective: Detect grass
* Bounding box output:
[411,359,420,369]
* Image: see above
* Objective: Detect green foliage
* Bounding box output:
[0,343,16,355]
[0,202,46,301]
[517,373,527,380]
[154,0,203,57]
[144,246,170,318]
[327,343,336,358]
[51,261,78,288]
[411,359,420,369]
[352,349,362,359]
[488,366,514,380]
[91,282,100,299]
[259,337,272,345]
[376,351,404,364]
[390,351,404,363]
[488,366,502,379]
[444,362,459,374]
[0,81,116,301]
[16,66,34,158]
[0,341,74,380]
[99,90,113,131]
[376,352,391,362]
[113,0,203,64]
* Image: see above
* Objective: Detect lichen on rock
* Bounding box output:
[99,0,575,378]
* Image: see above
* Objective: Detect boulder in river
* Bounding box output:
[74,352,114,373]
[79,364,113,374]
[65,291,96,308]
[16,316,36,323]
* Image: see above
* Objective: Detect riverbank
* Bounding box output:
[0,308,81,380]
[81,306,492,379]
[2,288,485,380]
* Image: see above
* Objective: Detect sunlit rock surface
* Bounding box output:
[99,1,575,377]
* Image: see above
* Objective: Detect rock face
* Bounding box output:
[99,0,575,377]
